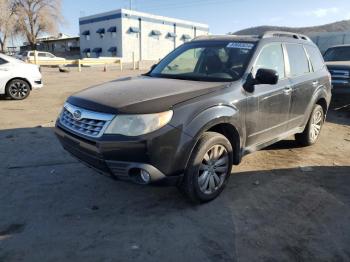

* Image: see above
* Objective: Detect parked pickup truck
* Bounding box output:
[324,45,350,92]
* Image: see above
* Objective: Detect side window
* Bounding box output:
[304,45,325,72]
[254,44,285,79]
[286,44,310,77]
[38,53,46,57]
[0,58,8,65]
[28,52,34,56]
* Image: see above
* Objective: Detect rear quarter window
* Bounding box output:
[285,43,310,77]
[305,45,325,72]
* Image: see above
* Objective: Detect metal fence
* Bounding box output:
[309,31,350,54]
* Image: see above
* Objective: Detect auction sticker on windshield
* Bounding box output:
[227,42,255,49]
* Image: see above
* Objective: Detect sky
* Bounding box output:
[61,0,350,36]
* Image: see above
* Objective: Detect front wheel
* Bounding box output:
[6,79,31,100]
[295,104,324,146]
[179,132,233,203]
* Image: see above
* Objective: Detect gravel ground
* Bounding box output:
[0,68,349,262]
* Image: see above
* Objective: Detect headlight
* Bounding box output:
[104,110,173,136]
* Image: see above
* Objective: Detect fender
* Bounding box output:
[174,104,245,171]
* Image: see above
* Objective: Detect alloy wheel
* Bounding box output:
[198,145,229,195]
[9,81,29,99]
[310,109,323,142]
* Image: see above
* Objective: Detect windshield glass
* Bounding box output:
[150,41,256,82]
[0,54,24,64]
[324,47,350,61]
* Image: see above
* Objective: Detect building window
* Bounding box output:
[166,32,177,39]
[108,27,117,38]
[108,47,117,57]
[150,30,161,40]
[92,48,102,58]
[83,48,91,58]
[181,34,191,42]
[128,27,140,34]
[96,28,105,38]
[82,30,90,40]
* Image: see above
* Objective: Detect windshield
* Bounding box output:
[324,47,350,62]
[0,54,24,64]
[150,41,256,82]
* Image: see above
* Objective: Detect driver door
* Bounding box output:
[245,43,292,146]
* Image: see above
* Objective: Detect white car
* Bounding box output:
[0,53,43,100]
[16,51,66,63]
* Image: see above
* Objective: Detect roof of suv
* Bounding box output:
[192,31,313,44]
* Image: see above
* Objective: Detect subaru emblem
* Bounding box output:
[73,110,82,120]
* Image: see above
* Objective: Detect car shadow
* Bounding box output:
[0,95,11,101]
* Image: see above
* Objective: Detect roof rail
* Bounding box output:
[192,34,260,41]
[261,31,311,41]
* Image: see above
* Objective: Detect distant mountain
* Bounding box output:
[233,20,350,36]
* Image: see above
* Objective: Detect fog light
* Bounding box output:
[140,169,151,184]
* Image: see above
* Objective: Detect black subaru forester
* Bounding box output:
[55,31,331,203]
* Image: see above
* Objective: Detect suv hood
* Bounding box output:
[68,76,227,114]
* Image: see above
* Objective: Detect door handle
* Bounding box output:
[283,86,292,95]
[312,81,319,87]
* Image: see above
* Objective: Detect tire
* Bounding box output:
[6,79,31,100]
[295,104,324,146]
[179,132,233,203]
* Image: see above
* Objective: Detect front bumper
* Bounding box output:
[55,122,190,185]
[31,79,43,89]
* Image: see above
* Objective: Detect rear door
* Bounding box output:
[245,43,292,145]
[285,43,317,129]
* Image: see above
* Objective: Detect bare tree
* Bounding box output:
[13,0,62,50]
[0,0,16,52]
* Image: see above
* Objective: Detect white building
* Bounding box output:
[79,9,209,62]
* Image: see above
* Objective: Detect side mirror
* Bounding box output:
[243,68,279,92]
[255,68,279,85]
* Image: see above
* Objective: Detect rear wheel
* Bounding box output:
[295,104,324,146]
[179,132,233,203]
[6,79,31,100]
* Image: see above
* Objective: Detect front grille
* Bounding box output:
[329,69,350,79]
[59,103,114,138]
[329,69,350,86]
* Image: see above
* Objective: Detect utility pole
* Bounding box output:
[129,0,132,10]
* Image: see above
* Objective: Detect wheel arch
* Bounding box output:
[207,123,241,165]
[182,105,244,169]
[315,97,328,116]
[6,77,32,91]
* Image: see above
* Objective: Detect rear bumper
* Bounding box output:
[54,124,184,186]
